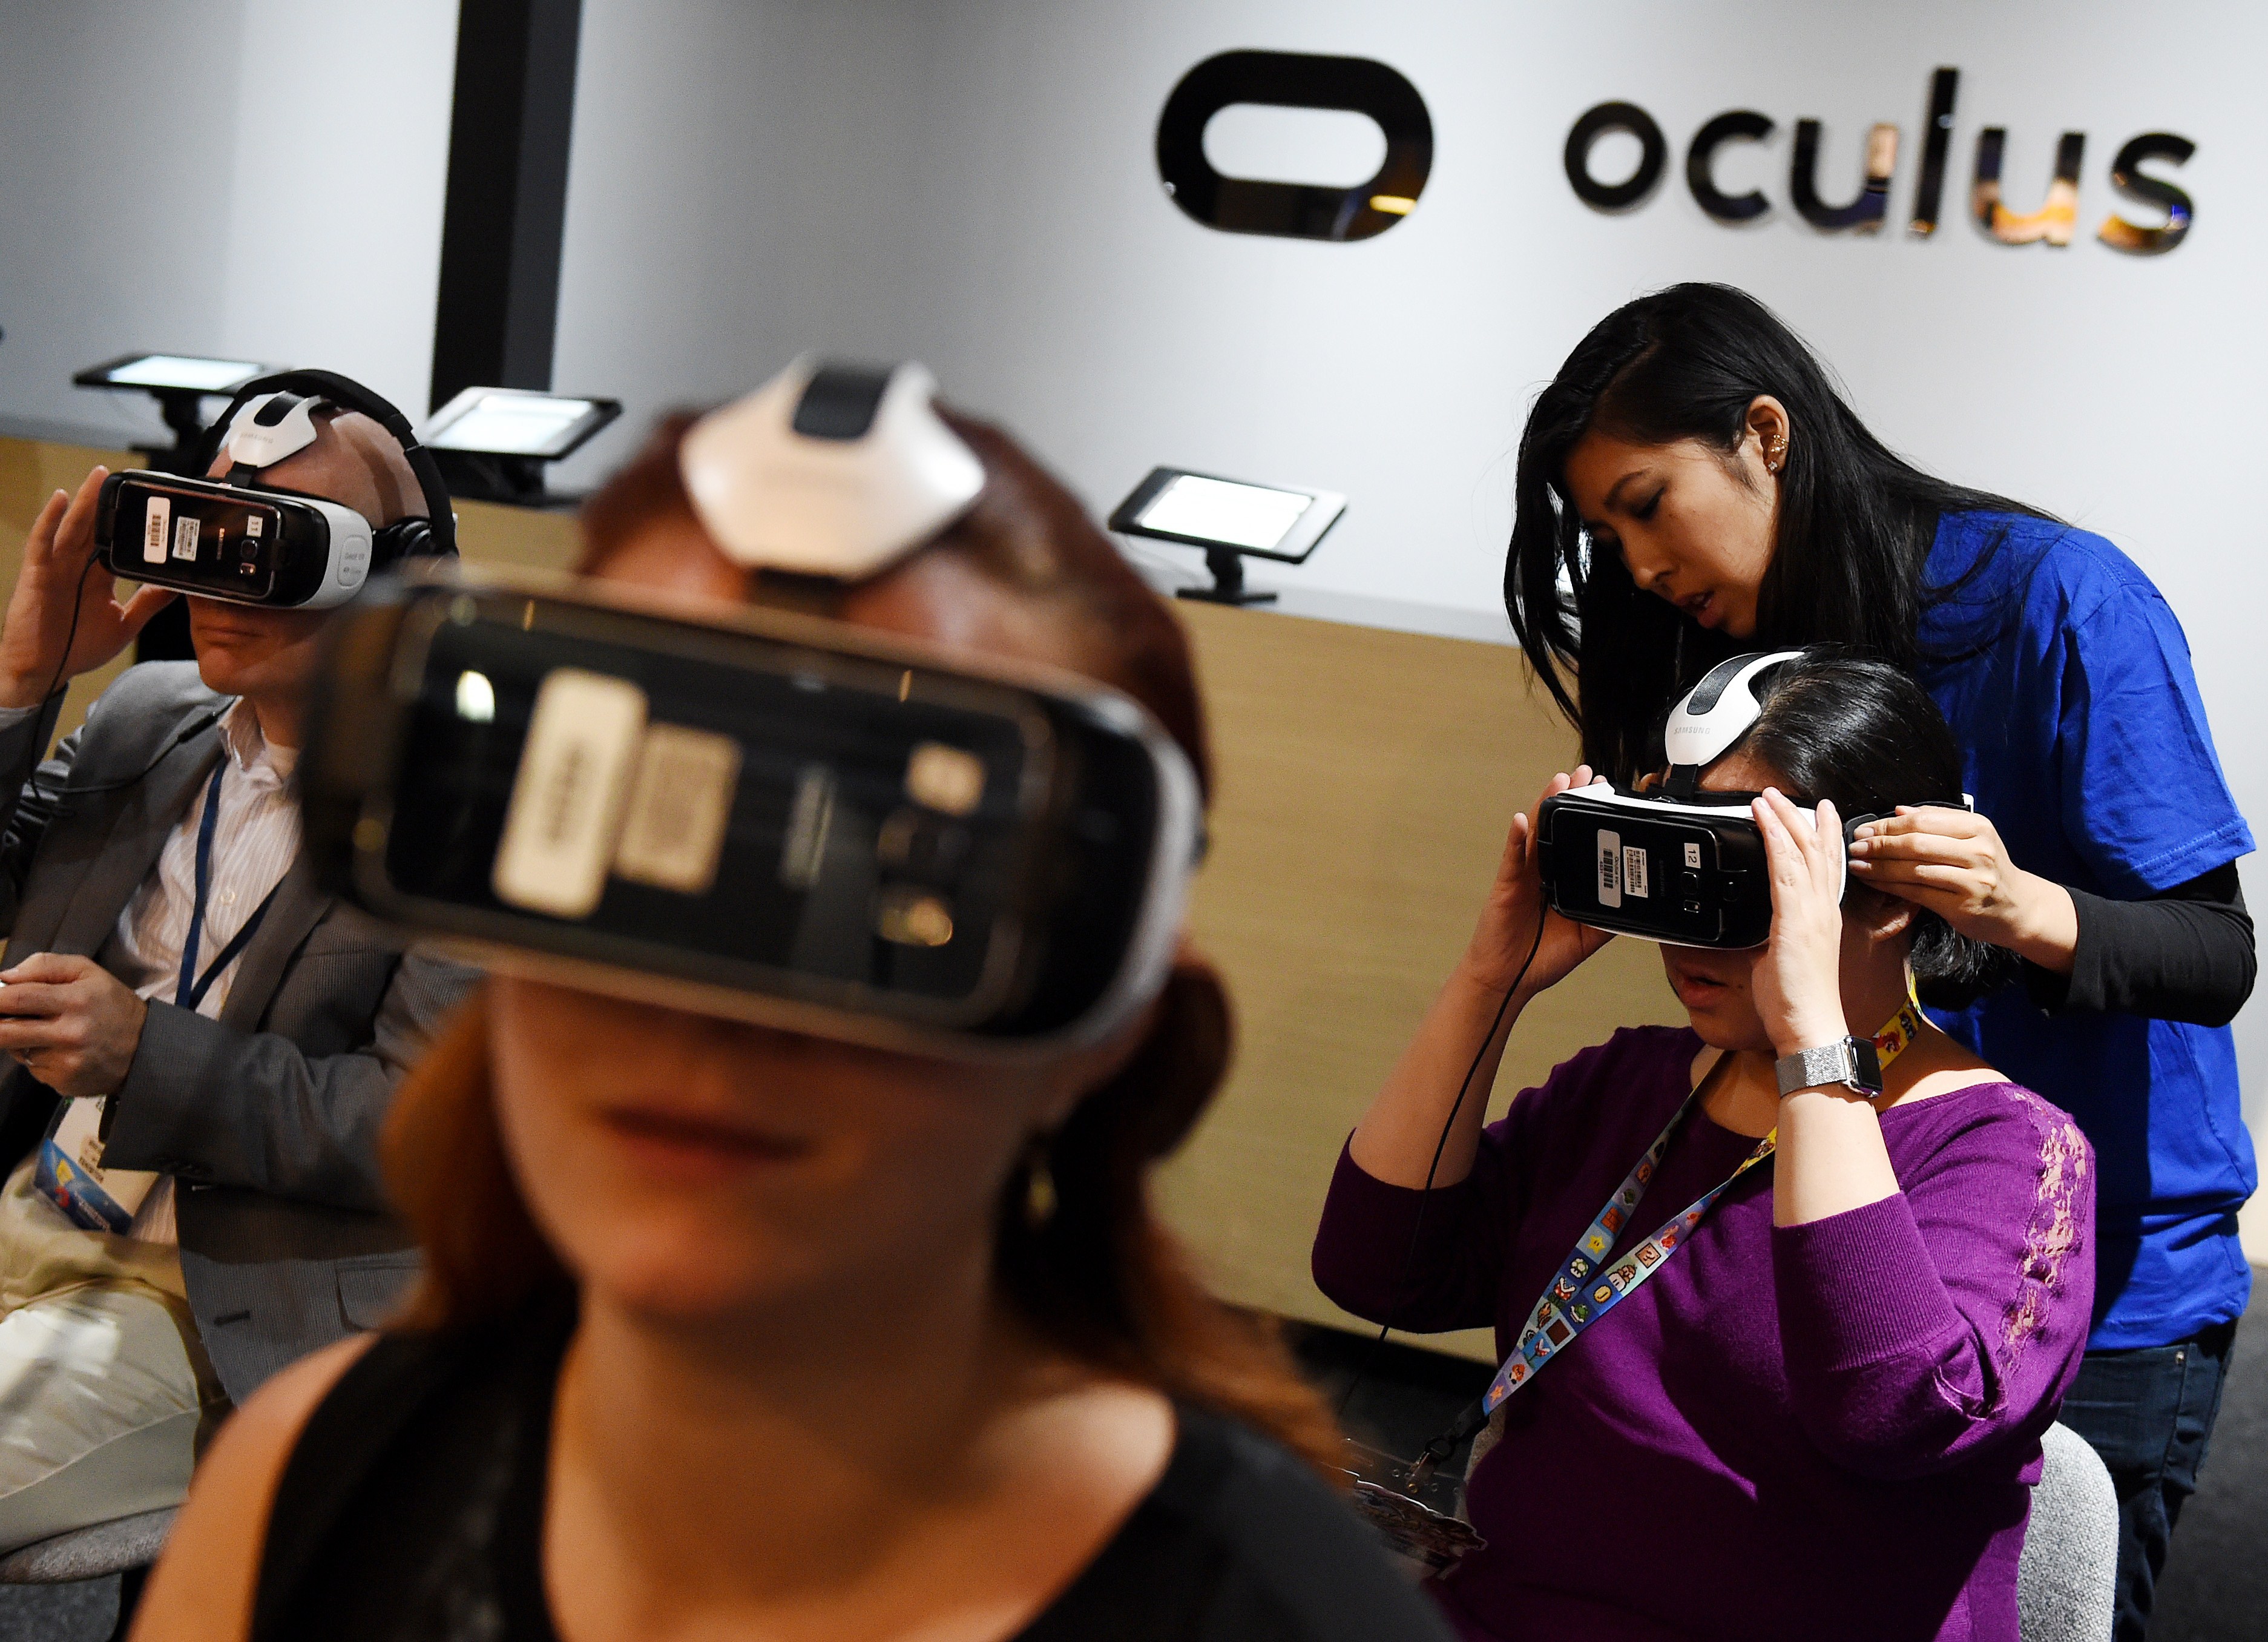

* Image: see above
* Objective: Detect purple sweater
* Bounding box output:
[1313,1027,2094,1642]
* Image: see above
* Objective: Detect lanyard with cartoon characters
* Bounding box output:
[1479,994,1928,1416]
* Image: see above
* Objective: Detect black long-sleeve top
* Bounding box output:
[2023,863,2255,1026]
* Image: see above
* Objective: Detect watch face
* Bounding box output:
[1848,1036,1885,1093]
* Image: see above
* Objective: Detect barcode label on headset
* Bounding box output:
[1596,829,1622,907]
[494,670,648,919]
[171,516,201,561]
[1622,845,1649,899]
[614,723,742,894]
[143,496,171,564]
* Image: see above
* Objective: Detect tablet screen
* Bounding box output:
[1134,473,1313,552]
[428,393,603,457]
[102,355,265,392]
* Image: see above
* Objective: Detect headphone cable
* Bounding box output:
[1336,911,1548,1426]
[17,556,102,812]
[11,562,226,817]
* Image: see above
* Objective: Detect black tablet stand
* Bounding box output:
[1175,546,1278,606]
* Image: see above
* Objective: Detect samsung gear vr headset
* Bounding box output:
[299,358,1200,1060]
[1536,651,1971,949]
[94,369,455,608]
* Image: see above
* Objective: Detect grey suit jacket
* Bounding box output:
[0,662,476,1400]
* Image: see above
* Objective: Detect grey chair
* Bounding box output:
[0,1507,176,1642]
[2018,1422,2118,1642]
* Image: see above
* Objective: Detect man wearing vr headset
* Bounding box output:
[0,375,473,1552]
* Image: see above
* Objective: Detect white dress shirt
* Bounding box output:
[104,701,301,1243]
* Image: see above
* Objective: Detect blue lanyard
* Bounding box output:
[174,759,281,1012]
[1483,1092,1773,1412]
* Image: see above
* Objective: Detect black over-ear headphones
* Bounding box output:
[196,369,458,567]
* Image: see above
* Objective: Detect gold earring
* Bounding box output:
[1767,438,1787,473]
[1022,1134,1058,1227]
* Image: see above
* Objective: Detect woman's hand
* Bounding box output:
[1459,767,1613,999]
[1846,806,2077,973]
[1749,788,1850,1057]
[0,466,176,710]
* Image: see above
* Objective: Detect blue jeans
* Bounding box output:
[2056,1322,2238,1641]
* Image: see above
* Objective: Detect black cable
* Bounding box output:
[19,556,102,811]
[1336,909,1549,1424]
[57,706,228,808]
[10,561,219,820]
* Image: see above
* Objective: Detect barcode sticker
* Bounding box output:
[1623,845,1650,899]
[1596,828,1622,908]
[171,515,201,561]
[493,670,648,919]
[143,496,171,564]
[614,723,741,894]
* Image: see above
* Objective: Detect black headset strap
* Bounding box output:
[198,369,456,554]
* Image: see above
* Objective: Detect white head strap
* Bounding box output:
[224,391,323,471]
[680,358,986,580]
[1662,650,1806,787]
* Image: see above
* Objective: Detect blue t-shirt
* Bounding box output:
[1917,511,2255,1348]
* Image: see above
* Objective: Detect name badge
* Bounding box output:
[33,1098,158,1235]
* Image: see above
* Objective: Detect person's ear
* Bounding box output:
[1744,396,1792,478]
[1848,884,1915,946]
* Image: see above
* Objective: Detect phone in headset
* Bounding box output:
[96,470,376,608]
[298,567,1201,1058]
[1534,653,1940,949]
[1534,783,1882,948]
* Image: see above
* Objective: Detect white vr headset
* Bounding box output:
[681,358,987,579]
[1537,651,1969,948]
[301,357,1202,1058]
[97,371,454,609]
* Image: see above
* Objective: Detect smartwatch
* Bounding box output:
[1775,1037,1885,1099]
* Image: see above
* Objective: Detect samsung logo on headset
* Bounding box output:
[1158,55,2193,256]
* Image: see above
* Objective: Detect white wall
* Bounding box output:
[0,0,459,446]
[551,0,2268,1248]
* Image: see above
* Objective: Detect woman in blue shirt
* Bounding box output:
[1502,283,2255,1641]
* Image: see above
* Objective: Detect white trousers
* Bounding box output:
[0,1284,214,1555]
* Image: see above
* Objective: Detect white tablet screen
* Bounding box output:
[1136,474,1312,551]
[105,355,263,392]
[430,394,597,455]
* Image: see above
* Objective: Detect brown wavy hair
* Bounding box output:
[382,410,1343,1472]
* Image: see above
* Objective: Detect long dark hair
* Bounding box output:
[1507,283,2046,783]
[384,414,1344,1472]
[1738,650,2018,1009]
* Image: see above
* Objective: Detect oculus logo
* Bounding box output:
[1156,50,1431,242]
[1566,68,2194,254]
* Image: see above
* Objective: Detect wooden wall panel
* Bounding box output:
[1163,602,1684,1360]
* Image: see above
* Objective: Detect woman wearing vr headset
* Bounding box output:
[1314,651,2095,1641]
[1500,284,2252,1640]
[137,371,1453,1642]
